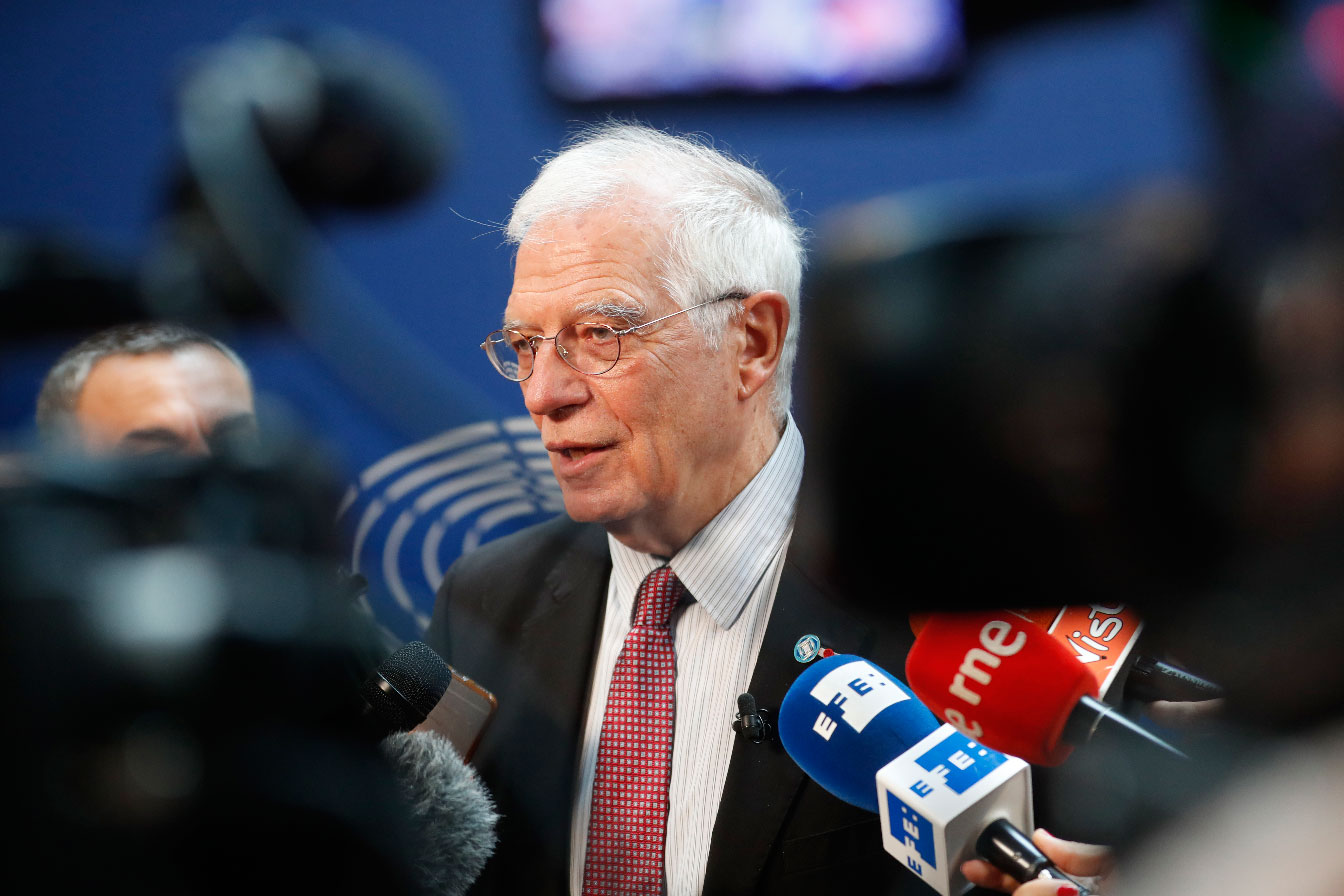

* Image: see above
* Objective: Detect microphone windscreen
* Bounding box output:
[778,653,940,812]
[363,640,454,731]
[905,612,1096,765]
[380,730,498,896]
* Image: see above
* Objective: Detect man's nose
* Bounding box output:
[521,338,589,415]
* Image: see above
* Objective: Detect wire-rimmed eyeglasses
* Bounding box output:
[480,292,746,382]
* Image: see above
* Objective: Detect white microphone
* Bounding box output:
[875,723,1039,895]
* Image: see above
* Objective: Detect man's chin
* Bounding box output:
[559,494,619,527]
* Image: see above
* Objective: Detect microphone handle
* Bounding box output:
[1125,655,1224,702]
[1066,694,1188,761]
[976,818,1092,895]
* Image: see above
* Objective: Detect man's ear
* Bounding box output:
[735,291,789,399]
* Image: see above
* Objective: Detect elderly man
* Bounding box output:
[426,123,915,894]
[35,320,257,457]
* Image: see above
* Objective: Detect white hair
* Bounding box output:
[505,121,806,421]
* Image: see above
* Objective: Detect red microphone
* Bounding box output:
[905,611,1187,766]
[911,608,1222,706]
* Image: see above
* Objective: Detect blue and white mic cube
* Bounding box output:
[877,723,1033,896]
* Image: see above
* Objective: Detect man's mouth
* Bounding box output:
[552,444,603,461]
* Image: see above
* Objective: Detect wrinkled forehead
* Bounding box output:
[504,205,671,328]
[520,200,670,264]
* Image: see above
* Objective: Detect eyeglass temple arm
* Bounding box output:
[617,291,749,335]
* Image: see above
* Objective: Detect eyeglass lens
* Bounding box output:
[484,293,744,381]
[485,322,622,380]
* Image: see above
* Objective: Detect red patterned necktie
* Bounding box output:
[581,565,684,896]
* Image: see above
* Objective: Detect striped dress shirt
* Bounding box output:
[569,415,805,896]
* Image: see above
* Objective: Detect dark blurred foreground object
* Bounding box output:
[0,439,431,894]
[800,173,1344,734]
[1171,228,1344,733]
[1,21,483,442]
[0,230,145,339]
[141,22,453,326]
[798,181,1259,618]
[796,180,1344,856]
[141,21,484,439]
[0,22,453,345]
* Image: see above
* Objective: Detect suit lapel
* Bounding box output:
[519,522,610,672]
[702,556,878,891]
[511,522,611,859]
[517,520,610,725]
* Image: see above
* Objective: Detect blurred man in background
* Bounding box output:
[35,320,257,457]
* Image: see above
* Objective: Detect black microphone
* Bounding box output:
[361,640,498,760]
[1123,654,1224,703]
[732,692,772,743]
[363,640,454,734]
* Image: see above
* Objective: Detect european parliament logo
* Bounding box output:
[337,415,564,640]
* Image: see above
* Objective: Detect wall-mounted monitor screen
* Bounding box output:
[540,0,965,101]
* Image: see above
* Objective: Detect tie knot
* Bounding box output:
[634,566,684,628]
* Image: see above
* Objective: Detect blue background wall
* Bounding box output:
[0,1,1252,641]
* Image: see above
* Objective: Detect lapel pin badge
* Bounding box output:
[793,634,835,664]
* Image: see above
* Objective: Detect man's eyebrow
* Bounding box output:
[585,299,645,322]
[503,298,647,331]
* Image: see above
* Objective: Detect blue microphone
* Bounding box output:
[778,652,941,811]
[778,654,1089,896]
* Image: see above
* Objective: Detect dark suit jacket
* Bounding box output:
[425,511,926,895]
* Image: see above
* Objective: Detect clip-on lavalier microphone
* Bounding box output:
[732,692,772,743]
